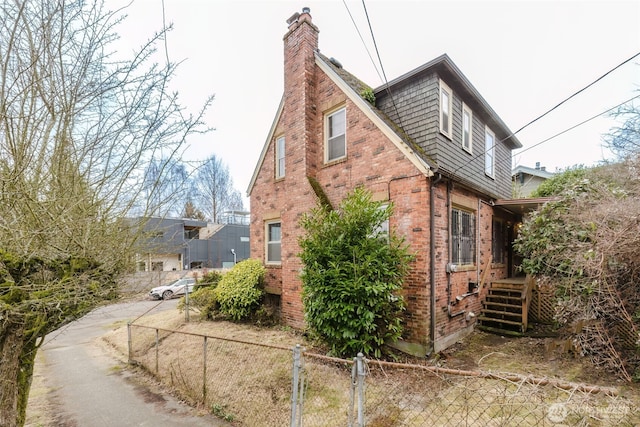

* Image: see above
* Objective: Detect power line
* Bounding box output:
[453,50,640,176]
[514,94,640,158]
[341,0,382,83]
[357,0,406,132]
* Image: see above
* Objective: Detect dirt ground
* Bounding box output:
[27,305,639,426]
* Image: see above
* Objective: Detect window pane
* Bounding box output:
[485,130,494,176]
[267,222,281,262]
[441,90,450,132]
[327,108,346,161]
[463,109,471,150]
[452,208,475,265]
[328,134,345,159]
[329,109,345,137]
[269,223,281,242]
[276,137,285,177]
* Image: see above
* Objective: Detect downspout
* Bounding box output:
[447,180,465,318]
[429,171,442,352]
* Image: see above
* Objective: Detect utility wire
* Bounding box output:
[514,94,640,158]
[342,0,383,83]
[453,50,640,176]
[359,0,406,131]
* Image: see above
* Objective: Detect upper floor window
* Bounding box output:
[462,103,473,153]
[326,107,346,162]
[452,207,475,265]
[266,220,281,264]
[275,136,285,178]
[485,126,495,178]
[439,80,453,139]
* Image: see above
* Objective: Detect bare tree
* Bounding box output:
[0,1,211,425]
[142,158,192,217]
[604,98,640,159]
[193,154,244,222]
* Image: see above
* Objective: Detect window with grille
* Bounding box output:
[452,208,475,265]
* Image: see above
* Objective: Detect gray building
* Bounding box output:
[136,214,249,271]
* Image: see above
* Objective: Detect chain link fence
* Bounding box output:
[127,322,639,426]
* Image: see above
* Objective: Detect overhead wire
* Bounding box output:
[452,50,640,177]
[356,0,407,132]
[514,93,640,159]
[347,3,639,180]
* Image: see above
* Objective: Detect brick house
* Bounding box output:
[248,8,523,355]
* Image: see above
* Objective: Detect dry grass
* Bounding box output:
[104,309,640,426]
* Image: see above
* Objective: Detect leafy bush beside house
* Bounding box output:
[514,162,640,381]
[299,187,413,359]
[215,259,265,321]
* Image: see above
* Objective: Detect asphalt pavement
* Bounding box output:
[30,298,229,426]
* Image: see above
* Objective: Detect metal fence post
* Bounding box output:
[127,322,132,364]
[356,353,366,427]
[348,360,357,427]
[290,344,302,427]
[203,336,207,404]
[155,328,159,374]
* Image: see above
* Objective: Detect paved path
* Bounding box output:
[30,299,228,427]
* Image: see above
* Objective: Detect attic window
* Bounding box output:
[325,107,346,162]
[439,80,453,139]
[275,135,285,178]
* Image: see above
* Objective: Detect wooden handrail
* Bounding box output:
[520,274,535,332]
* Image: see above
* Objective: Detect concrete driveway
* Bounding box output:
[27,298,229,426]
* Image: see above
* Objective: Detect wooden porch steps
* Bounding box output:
[478,276,534,336]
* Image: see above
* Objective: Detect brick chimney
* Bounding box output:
[283,7,319,178]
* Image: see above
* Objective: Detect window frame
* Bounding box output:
[451,206,476,266]
[439,79,453,139]
[325,106,347,163]
[462,103,473,154]
[275,135,285,179]
[484,126,495,178]
[265,220,282,265]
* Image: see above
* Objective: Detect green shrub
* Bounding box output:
[186,287,219,320]
[299,187,413,358]
[215,259,265,321]
[199,270,223,287]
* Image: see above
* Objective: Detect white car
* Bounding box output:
[149,278,196,300]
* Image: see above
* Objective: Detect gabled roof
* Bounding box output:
[376,54,522,150]
[247,53,435,196]
[512,165,554,179]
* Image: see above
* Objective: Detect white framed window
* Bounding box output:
[326,107,346,162]
[372,204,390,242]
[484,126,495,178]
[462,103,473,153]
[266,220,281,264]
[452,207,475,265]
[439,80,453,139]
[275,136,285,178]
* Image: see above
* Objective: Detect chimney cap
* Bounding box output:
[286,12,300,26]
[302,6,311,14]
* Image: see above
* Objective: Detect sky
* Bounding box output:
[117,0,640,205]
